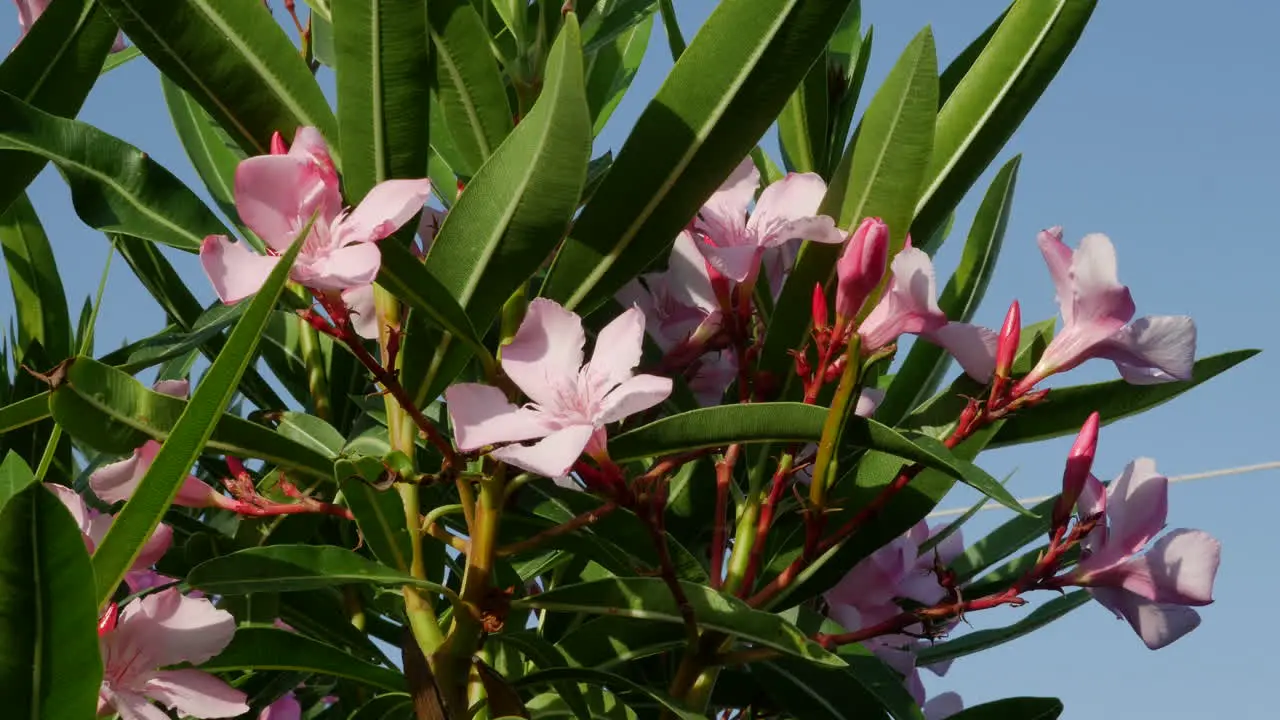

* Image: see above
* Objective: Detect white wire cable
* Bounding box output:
[927,460,1280,519]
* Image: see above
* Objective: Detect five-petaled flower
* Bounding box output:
[445,299,672,478]
[1014,228,1196,394]
[48,484,173,593]
[1060,458,1221,650]
[199,127,433,307]
[858,246,998,381]
[689,157,845,285]
[98,588,248,720]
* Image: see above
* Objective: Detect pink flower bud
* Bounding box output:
[99,603,119,637]
[835,217,889,320]
[269,131,288,155]
[1052,412,1100,531]
[811,282,829,330]
[988,300,1021,403]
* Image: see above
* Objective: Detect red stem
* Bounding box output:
[710,444,740,589]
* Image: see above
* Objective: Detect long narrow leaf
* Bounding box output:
[0,194,71,361]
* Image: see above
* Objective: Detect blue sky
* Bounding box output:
[2,1,1276,717]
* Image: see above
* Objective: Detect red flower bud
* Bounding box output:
[269,131,288,155]
[99,603,119,637]
[1052,412,1100,532]
[791,349,812,380]
[989,300,1021,404]
[812,283,829,330]
[835,218,889,320]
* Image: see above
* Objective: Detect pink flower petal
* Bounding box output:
[1077,472,1106,519]
[46,483,98,540]
[491,424,596,478]
[91,440,160,505]
[341,284,379,340]
[259,692,302,720]
[144,669,249,718]
[1036,227,1074,321]
[336,179,434,246]
[134,522,173,571]
[757,215,845,249]
[586,306,647,397]
[747,172,828,238]
[1100,315,1196,384]
[234,156,335,251]
[1104,458,1169,561]
[108,690,171,720]
[923,692,964,720]
[1136,528,1220,605]
[501,298,586,409]
[855,388,885,418]
[689,351,737,407]
[596,374,672,426]
[921,322,998,381]
[444,383,557,451]
[667,231,719,313]
[199,235,281,304]
[152,379,190,399]
[859,248,946,350]
[696,241,761,283]
[1088,586,1202,650]
[287,127,339,187]
[14,1,51,38]
[697,157,758,243]
[1070,233,1136,326]
[110,588,237,670]
[296,241,382,291]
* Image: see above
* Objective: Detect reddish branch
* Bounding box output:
[496,501,619,557]
[710,444,740,589]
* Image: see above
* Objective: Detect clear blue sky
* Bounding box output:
[2,2,1276,717]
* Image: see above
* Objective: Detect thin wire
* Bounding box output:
[928,461,1280,519]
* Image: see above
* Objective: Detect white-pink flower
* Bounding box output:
[259,693,301,720]
[1061,458,1220,650]
[200,127,433,304]
[342,206,447,339]
[1014,229,1196,393]
[444,299,673,477]
[98,588,247,720]
[48,484,173,593]
[923,692,964,720]
[859,247,998,381]
[690,157,845,284]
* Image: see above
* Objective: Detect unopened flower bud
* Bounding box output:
[835,217,889,320]
[269,131,288,155]
[988,300,1021,404]
[99,603,119,637]
[1052,412,1100,532]
[812,283,829,330]
[792,349,812,379]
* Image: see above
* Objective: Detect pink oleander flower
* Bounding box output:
[48,484,173,593]
[923,692,964,720]
[98,588,247,720]
[1060,458,1220,650]
[445,299,673,477]
[690,157,845,284]
[259,693,301,720]
[825,520,964,705]
[859,247,998,381]
[200,126,433,304]
[835,217,890,320]
[341,206,447,339]
[1014,228,1196,393]
[13,0,126,51]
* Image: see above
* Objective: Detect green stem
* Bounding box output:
[295,296,331,420]
[657,0,687,60]
[399,483,445,654]
[719,449,771,596]
[809,336,862,509]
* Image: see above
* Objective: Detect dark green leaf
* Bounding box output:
[97,0,339,158]
[584,3,653,133]
[948,697,1063,720]
[554,615,685,669]
[949,494,1054,583]
[762,27,938,387]
[337,465,414,573]
[202,626,405,692]
[1,194,71,362]
[188,544,453,598]
[0,0,118,214]
[0,394,51,436]
[541,0,860,314]
[916,592,1089,667]
[0,482,103,717]
[912,0,1095,245]
[333,0,432,201]
[48,356,332,478]
[487,632,591,720]
[0,93,230,250]
[754,652,924,720]
[989,349,1259,448]
[514,667,705,720]
[276,411,345,459]
[348,694,414,720]
[90,232,305,606]
[0,452,36,513]
[876,156,1020,424]
[428,0,514,176]
[513,576,842,666]
[777,53,829,174]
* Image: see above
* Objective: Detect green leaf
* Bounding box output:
[582,0,656,53]
[514,666,706,720]
[540,0,861,313]
[0,452,36,513]
[1,194,71,362]
[0,394,51,437]
[337,465,414,573]
[161,76,256,247]
[0,482,103,717]
[101,46,142,74]
[585,4,653,134]
[513,576,842,666]
[0,0,118,214]
[413,13,591,404]
[187,544,453,598]
[429,0,514,176]
[912,0,1095,244]
[0,93,231,250]
[762,27,938,385]
[988,349,1258,449]
[202,626,405,692]
[48,356,332,478]
[916,591,1089,667]
[276,411,345,459]
[333,0,432,201]
[777,54,829,174]
[487,632,592,720]
[90,232,305,607]
[114,235,285,409]
[348,694,414,720]
[754,653,924,720]
[949,493,1054,583]
[876,155,1021,424]
[97,0,339,159]
[948,697,1064,720]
